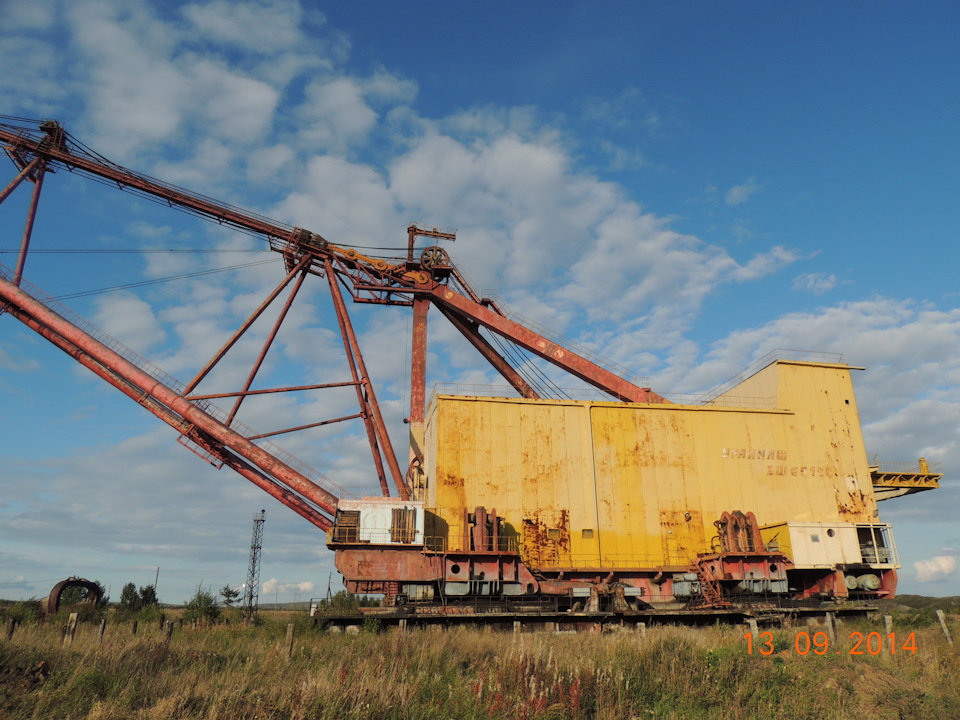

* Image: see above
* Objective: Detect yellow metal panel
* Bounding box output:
[425,360,881,572]
[427,397,599,568]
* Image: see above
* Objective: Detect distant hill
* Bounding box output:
[881,595,960,611]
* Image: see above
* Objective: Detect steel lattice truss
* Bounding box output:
[0,117,662,530]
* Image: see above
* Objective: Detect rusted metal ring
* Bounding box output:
[42,577,102,615]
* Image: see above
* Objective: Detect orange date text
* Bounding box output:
[744,630,917,656]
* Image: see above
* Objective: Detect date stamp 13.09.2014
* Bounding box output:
[744,630,917,657]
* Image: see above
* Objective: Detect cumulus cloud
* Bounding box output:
[914,555,957,583]
[181,0,305,54]
[793,272,838,295]
[725,177,763,206]
[262,578,315,595]
[92,292,168,355]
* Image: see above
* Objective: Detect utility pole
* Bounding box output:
[244,510,265,619]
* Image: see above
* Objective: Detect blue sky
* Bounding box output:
[1,1,958,603]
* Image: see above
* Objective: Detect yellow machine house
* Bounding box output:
[397,352,939,607]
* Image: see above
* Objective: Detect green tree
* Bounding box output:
[220,585,241,607]
[184,588,221,624]
[138,584,158,607]
[119,582,141,613]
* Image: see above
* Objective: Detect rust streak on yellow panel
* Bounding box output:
[425,360,884,572]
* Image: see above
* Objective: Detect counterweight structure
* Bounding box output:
[0,117,943,615]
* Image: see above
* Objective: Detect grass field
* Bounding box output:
[1,606,958,719]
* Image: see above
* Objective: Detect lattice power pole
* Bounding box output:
[244,510,265,617]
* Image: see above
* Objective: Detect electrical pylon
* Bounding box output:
[244,510,265,618]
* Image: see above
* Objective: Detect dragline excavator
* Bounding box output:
[1,117,940,619]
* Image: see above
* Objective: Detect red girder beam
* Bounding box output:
[0,126,296,244]
[326,259,407,499]
[434,303,539,399]
[13,160,45,286]
[186,381,358,401]
[0,289,332,530]
[409,297,429,423]
[0,156,43,205]
[227,267,308,425]
[246,413,364,441]
[185,255,312,394]
[326,268,389,496]
[428,286,664,403]
[0,273,340,520]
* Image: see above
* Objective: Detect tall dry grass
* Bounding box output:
[1,612,958,719]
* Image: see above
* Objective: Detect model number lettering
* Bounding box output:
[721,448,787,460]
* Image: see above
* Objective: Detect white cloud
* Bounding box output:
[725,177,763,206]
[274,154,400,243]
[793,271,838,295]
[65,0,187,155]
[914,555,957,583]
[672,298,960,392]
[190,59,280,141]
[246,143,297,182]
[0,343,41,373]
[2,0,57,29]
[262,578,315,595]
[92,291,168,355]
[181,0,305,55]
[297,78,380,151]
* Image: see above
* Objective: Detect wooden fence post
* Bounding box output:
[64,612,78,647]
[286,623,295,660]
[4,618,15,641]
[164,620,174,645]
[936,610,954,645]
[98,617,107,645]
[131,620,138,636]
